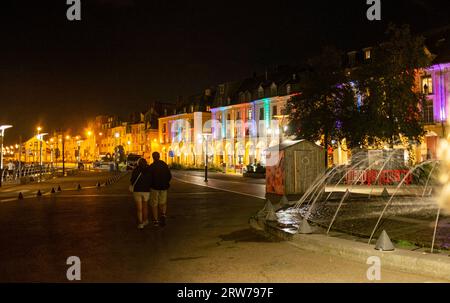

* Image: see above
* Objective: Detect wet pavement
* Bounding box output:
[0,171,444,282]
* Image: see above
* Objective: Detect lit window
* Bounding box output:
[248,109,253,120]
[206,106,211,112]
[422,76,433,95]
[286,84,291,95]
[364,49,371,60]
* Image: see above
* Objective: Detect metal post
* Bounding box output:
[18,136,22,178]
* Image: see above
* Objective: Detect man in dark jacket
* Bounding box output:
[149,152,172,227]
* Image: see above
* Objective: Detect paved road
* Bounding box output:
[172,170,266,199]
[0,172,444,282]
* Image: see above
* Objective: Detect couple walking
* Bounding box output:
[130,152,172,229]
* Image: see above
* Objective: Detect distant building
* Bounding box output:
[210,67,302,172]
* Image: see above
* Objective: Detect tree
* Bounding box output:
[353,24,431,147]
[287,46,358,167]
[288,24,431,167]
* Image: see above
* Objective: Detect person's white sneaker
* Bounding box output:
[137,223,145,229]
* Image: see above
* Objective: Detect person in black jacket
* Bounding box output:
[148,152,172,227]
[130,158,152,229]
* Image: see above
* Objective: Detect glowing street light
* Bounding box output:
[0,125,13,171]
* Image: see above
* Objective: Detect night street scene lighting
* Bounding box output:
[1,1,450,298]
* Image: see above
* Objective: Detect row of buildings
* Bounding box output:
[10,28,450,171]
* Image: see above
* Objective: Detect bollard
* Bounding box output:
[37,190,42,197]
[375,230,395,251]
[77,184,82,190]
[57,186,62,192]
[298,219,313,234]
[96,182,101,188]
[18,192,24,200]
[51,188,56,194]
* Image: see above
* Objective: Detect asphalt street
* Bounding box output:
[0,171,444,282]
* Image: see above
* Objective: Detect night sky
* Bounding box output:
[0,0,449,143]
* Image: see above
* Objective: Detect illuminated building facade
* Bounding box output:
[210,68,301,172]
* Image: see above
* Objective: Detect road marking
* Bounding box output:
[1,198,19,203]
[173,177,265,200]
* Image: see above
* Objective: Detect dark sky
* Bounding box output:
[0,0,449,143]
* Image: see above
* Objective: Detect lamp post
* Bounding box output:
[63,135,70,176]
[201,133,212,182]
[0,125,12,187]
[36,132,48,181]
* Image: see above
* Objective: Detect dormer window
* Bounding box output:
[239,92,245,103]
[258,86,264,99]
[270,83,277,96]
[190,105,194,112]
[245,91,251,102]
[219,84,225,95]
[286,84,291,95]
[348,51,357,66]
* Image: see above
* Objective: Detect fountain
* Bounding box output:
[259,148,447,252]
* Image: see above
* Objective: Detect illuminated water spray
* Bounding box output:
[438,137,450,213]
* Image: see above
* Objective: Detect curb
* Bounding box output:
[251,218,450,281]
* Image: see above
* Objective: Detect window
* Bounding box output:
[286,84,291,95]
[272,105,277,118]
[219,85,225,95]
[348,51,357,66]
[423,100,434,124]
[246,91,251,102]
[239,92,245,103]
[236,111,241,120]
[162,123,166,133]
[248,109,253,120]
[270,83,277,96]
[258,86,264,98]
[190,105,194,112]
[206,106,211,112]
[422,76,433,95]
[364,49,371,60]
[259,108,264,120]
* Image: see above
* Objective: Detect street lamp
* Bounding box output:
[200,133,212,182]
[36,132,48,166]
